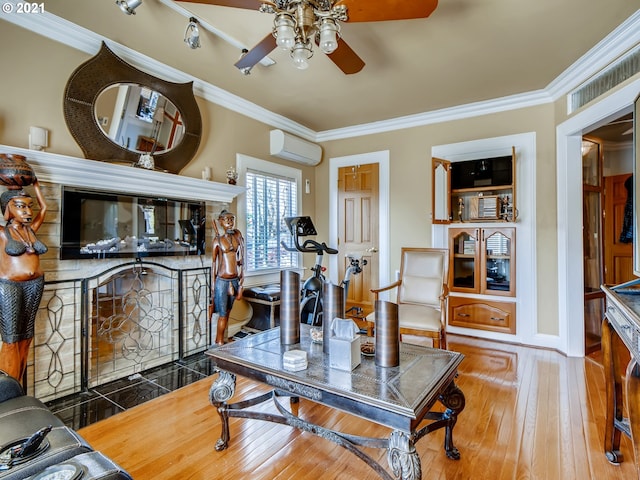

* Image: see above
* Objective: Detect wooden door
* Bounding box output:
[604,173,634,285]
[338,164,379,316]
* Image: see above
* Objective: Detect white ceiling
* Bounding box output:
[19,2,640,132]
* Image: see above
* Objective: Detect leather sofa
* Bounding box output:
[0,371,133,479]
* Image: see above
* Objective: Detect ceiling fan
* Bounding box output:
[178,0,439,74]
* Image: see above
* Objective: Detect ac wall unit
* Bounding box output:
[270,129,322,166]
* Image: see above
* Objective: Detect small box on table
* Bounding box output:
[283,349,308,371]
[329,336,361,371]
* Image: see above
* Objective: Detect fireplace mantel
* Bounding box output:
[0,144,244,203]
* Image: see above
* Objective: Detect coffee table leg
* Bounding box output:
[388,431,421,480]
[208,370,236,451]
[439,380,465,460]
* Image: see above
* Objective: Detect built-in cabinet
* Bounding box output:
[448,227,516,333]
[433,147,516,224]
[433,147,518,335]
[449,227,515,296]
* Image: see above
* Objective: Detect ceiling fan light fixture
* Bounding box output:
[291,40,313,70]
[274,13,296,50]
[115,0,142,15]
[319,18,339,54]
[184,17,201,49]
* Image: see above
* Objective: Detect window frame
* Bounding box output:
[236,154,302,279]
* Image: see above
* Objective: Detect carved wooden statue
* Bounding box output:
[0,155,48,381]
[210,210,244,345]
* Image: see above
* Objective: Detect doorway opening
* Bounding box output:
[581,114,634,355]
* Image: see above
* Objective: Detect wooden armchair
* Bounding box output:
[367,248,449,349]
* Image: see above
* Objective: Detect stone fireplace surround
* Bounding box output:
[0,145,244,402]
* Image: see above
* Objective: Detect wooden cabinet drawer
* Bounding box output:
[605,302,637,356]
[448,297,516,334]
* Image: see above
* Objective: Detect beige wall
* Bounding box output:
[0,22,317,227]
[2,21,565,337]
[319,105,560,335]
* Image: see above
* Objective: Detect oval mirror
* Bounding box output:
[64,42,201,174]
[95,84,184,154]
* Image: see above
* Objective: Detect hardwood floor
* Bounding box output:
[77,335,636,479]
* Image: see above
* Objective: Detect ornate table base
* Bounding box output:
[209,369,465,480]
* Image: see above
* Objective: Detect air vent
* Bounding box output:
[569,43,640,113]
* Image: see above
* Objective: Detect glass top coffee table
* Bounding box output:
[206,325,465,480]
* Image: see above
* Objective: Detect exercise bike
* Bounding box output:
[281,216,366,326]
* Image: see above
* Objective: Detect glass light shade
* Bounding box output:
[185,23,201,49]
[274,14,296,50]
[291,42,312,70]
[319,19,339,54]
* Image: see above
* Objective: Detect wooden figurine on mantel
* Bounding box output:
[0,154,48,381]
[210,210,245,345]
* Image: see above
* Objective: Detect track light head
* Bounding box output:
[184,17,201,49]
[238,49,252,75]
[116,0,142,15]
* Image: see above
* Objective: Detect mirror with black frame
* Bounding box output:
[64,42,202,173]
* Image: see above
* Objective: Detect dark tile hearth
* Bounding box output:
[45,352,213,430]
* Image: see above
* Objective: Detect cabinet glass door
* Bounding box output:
[483,229,513,295]
[450,229,478,292]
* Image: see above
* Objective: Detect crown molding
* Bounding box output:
[602,140,634,151]
[545,9,640,102]
[1,3,318,143]
[318,10,640,142]
[315,89,553,142]
[3,2,639,143]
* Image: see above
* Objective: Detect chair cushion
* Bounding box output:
[0,372,23,403]
[243,284,281,302]
[227,299,253,337]
[400,275,442,306]
[397,304,442,332]
[0,426,92,479]
[366,304,442,333]
[0,395,66,430]
[25,451,134,480]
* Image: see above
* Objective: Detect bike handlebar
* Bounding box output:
[281,216,338,255]
[281,238,338,255]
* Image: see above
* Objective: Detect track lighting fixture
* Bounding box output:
[115,0,142,15]
[238,49,252,75]
[184,17,201,49]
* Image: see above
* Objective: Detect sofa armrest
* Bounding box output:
[0,371,24,403]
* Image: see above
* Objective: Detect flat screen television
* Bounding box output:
[450,155,513,190]
[60,187,205,259]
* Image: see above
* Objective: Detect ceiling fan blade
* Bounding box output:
[343,0,439,22]
[325,38,365,75]
[177,0,260,10]
[235,34,277,70]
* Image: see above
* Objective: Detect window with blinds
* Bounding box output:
[245,169,299,271]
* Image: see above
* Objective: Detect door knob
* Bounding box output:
[366,247,378,253]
